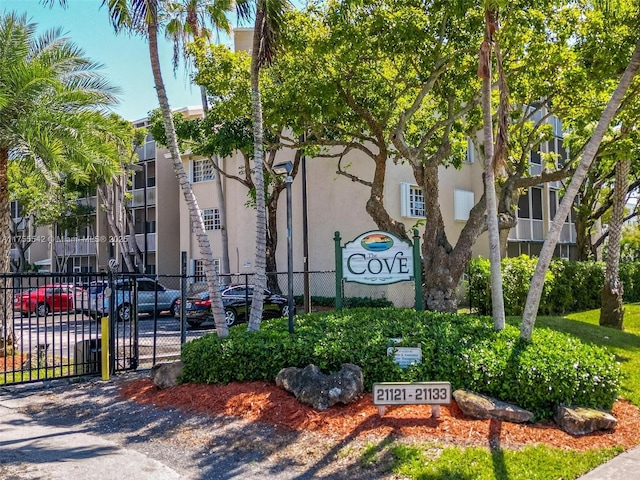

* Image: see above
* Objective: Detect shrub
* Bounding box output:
[181,308,621,419]
[294,295,393,308]
[468,256,608,315]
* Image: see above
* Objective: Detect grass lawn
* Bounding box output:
[387,305,640,479]
[533,303,640,406]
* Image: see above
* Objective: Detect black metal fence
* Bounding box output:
[0,270,418,386]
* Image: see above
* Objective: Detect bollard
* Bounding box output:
[101,316,110,380]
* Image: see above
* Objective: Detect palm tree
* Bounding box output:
[521,38,640,341]
[237,0,290,331]
[478,2,506,331]
[103,0,230,336]
[0,12,120,271]
[163,0,233,279]
[600,148,630,328]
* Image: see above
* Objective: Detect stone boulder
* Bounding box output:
[453,390,534,423]
[276,363,364,411]
[554,405,617,435]
[150,361,184,389]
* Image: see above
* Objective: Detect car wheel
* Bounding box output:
[224,308,238,326]
[169,300,178,317]
[36,303,50,317]
[187,319,203,328]
[280,304,295,317]
[117,303,132,322]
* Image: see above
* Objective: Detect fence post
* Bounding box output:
[101,316,109,380]
[413,229,423,310]
[334,232,343,310]
[180,252,187,345]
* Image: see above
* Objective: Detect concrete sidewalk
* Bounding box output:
[0,403,182,480]
[1,379,639,480]
[0,380,183,480]
[577,446,640,479]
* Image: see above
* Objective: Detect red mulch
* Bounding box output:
[119,379,640,451]
[0,354,26,373]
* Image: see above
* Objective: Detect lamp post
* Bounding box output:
[273,161,294,333]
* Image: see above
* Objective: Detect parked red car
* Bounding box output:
[14,284,84,317]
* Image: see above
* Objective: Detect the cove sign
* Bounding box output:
[343,231,413,284]
[334,230,423,310]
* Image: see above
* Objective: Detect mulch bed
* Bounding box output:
[119,379,640,451]
[0,354,27,373]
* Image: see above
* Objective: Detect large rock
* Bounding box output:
[554,405,617,435]
[150,361,184,389]
[453,390,534,423]
[276,363,364,411]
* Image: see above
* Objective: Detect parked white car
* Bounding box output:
[89,277,180,321]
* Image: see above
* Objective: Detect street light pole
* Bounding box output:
[273,161,295,334]
[285,174,294,333]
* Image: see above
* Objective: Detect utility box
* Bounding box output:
[74,339,101,375]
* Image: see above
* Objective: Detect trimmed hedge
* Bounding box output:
[181,308,621,419]
[468,256,608,316]
[293,295,393,308]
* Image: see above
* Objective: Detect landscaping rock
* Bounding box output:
[554,405,617,435]
[276,363,364,411]
[453,389,534,423]
[150,361,184,389]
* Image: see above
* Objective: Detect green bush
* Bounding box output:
[181,308,621,419]
[293,295,393,308]
[468,256,608,315]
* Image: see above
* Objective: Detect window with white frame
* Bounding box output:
[465,139,475,163]
[203,208,221,231]
[192,158,215,182]
[192,258,220,282]
[400,183,425,218]
[454,189,474,221]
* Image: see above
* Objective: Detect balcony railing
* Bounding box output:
[125,233,156,253]
[128,186,156,208]
[508,219,544,241]
[54,238,97,256]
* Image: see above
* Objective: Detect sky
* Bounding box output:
[1,0,231,121]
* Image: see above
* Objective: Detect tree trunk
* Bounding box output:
[200,86,231,279]
[521,39,640,341]
[146,9,228,337]
[600,156,629,329]
[479,11,505,331]
[247,8,268,332]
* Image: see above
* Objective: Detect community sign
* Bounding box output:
[342,231,414,285]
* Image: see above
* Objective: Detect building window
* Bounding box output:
[192,258,220,282]
[203,208,221,231]
[192,159,214,183]
[465,139,475,163]
[401,183,425,218]
[454,189,474,221]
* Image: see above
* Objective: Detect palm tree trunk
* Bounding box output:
[521,38,640,341]
[248,8,268,331]
[146,7,229,337]
[600,155,629,328]
[479,10,505,331]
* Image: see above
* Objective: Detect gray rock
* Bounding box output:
[554,404,617,435]
[453,389,534,423]
[276,363,364,411]
[150,361,184,389]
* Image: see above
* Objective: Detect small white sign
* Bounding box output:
[387,346,422,368]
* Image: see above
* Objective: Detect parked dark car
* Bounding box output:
[175,284,292,327]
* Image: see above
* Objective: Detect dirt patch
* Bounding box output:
[120,379,640,452]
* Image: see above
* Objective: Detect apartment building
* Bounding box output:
[177,29,578,287]
[11,119,183,275]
